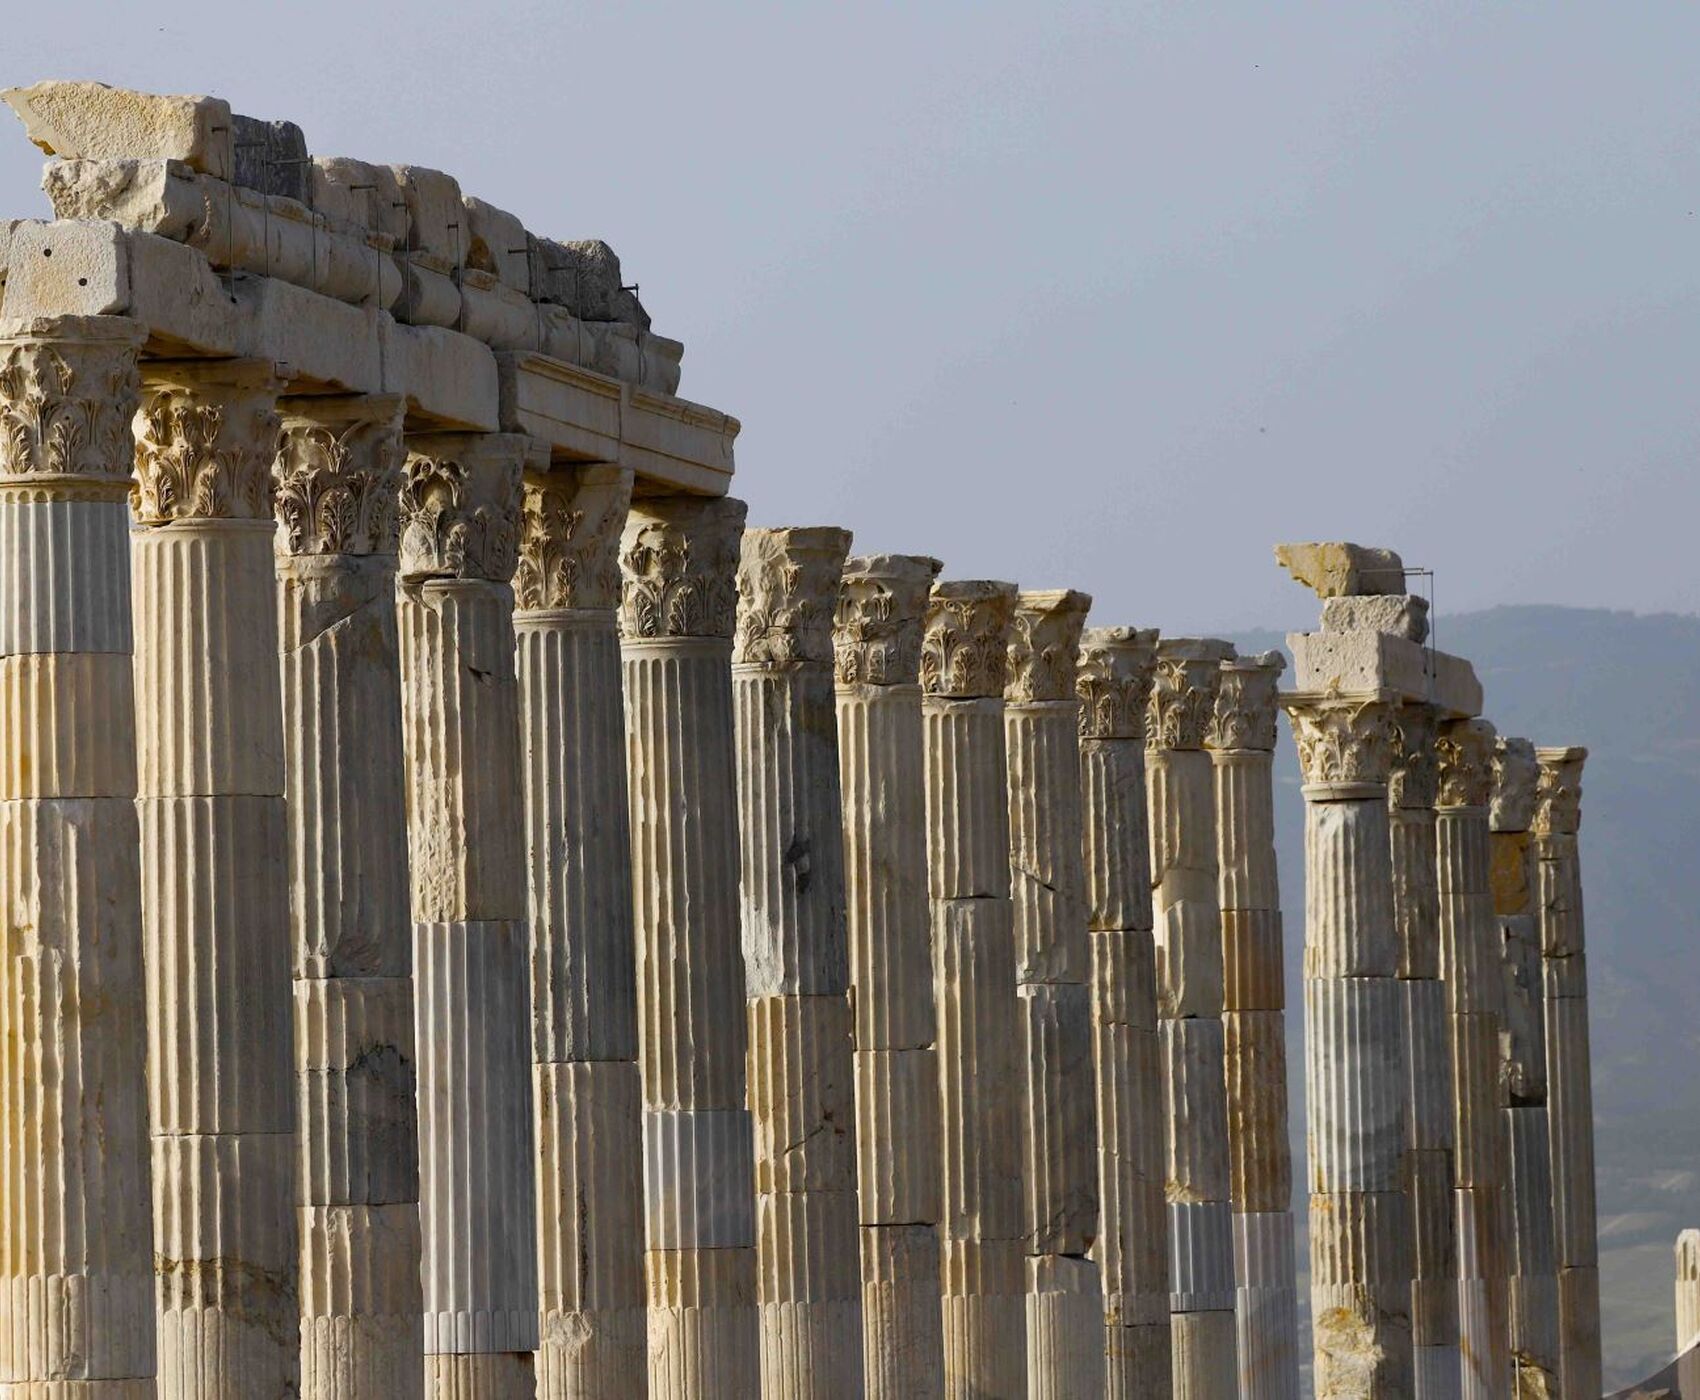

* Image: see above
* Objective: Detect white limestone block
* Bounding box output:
[643,1109,757,1250]
[1168,1200,1236,1312]
[1289,627,1482,717]
[1304,976,1407,1193]
[1017,981,1098,1256]
[853,1048,940,1225]
[1024,1254,1106,1399]
[1234,1210,1300,1400]
[1321,591,1430,641]
[0,495,132,655]
[938,1238,1026,1396]
[457,268,541,351]
[1402,976,1454,1152]
[1161,1016,1230,1204]
[1303,797,1398,978]
[858,1225,944,1400]
[1171,1308,1239,1400]
[923,696,1013,900]
[3,80,234,179]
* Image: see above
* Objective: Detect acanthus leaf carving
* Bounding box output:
[1075,625,1159,740]
[132,363,282,524]
[833,554,939,687]
[1146,640,1234,752]
[618,497,746,640]
[1388,704,1441,811]
[1532,746,1586,836]
[1206,651,1285,753]
[1435,718,1498,810]
[733,526,852,667]
[399,440,524,584]
[919,581,1018,699]
[514,466,633,613]
[1490,735,1541,833]
[273,397,404,556]
[1004,589,1091,705]
[1283,691,1398,789]
[0,319,144,482]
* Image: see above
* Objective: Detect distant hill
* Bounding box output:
[1228,604,1700,1388]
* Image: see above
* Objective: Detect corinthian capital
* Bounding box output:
[1388,704,1440,811]
[0,315,145,484]
[1435,718,1498,810]
[1146,638,1235,752]
[1490,735,1540,833]
[733,525,852,666]
[1281,691,1398,793]
[833,553,940,687]
[1532,745,1587,836]
[1075,626,1159,740]
[920,579,1018,699]
[1207,651,1285,753]
[132,360,282,523]
[399,432,535,583]
[274,394,405,556]
[618,495,747,640]
[1005,589,1091,704]
[514,465,633,612]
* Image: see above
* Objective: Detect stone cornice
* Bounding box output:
[514,464,633,613]
[832,552,940,687]
[920,580,1018,699]
[132,359,282,523]
[1005,589,1091,705]
[1207,650,1285,753]
[1147,638,1235,752]
[1490,735,1540,834]
[1533,745,1587,836]
[399,431,535,583]
[1075,626,1159,740]
[732,525,852,667]
[0,314,145,484]
[1435,717,1498,811]
[1281,688,1398,795]
[274,394,405,556]
[618,495,746,640]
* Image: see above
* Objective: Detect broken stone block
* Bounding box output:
[2,80,234,180]
[462,195,529,295]
[390,164,464,264]
[231,113,308,202]
[533,237,650,327]
[312,156,407,243]
[1275,541,1406,598]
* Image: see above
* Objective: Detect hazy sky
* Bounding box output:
[5,4,1696,634]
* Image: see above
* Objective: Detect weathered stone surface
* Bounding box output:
[1289,629,1482,718]
[1321,591,1430,642]
[1275,540,1405,598]
[3,81,234,178]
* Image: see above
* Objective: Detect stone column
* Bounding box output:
[1435,717,1511,1400]
[833,553,945,1399]
[1677,1231,1700,1353]
[1282,690,1414,1396]
[920,579,1024,1398]
[514,465,647,1396]
[132,358,296,1398]
[731,526,865,1397]
[1492,736,1559,1397]
[1209,651,1300,1400]
[1076,626,1171,1397]
[275,393,423,1399]
[1389,706,1461,1400]
[1533,745,1601,1399]
[619,496,760,1399]
[397,432,538,1397]
[1003,589,1103,1399]
[1146,637,1238,1397]
[0,315,154,1395]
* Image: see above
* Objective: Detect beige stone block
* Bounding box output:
[1451,1012,1504,1188]
[1321,591,1430,641]
[0,495,132,656]
[924,696,1012,899]
[1226,1009,1292,1213]
[755,1190,862,1307]
[390,165,464,264]
[1080,739,1153,935]
[1162,1015,1229,1203]
[1024,1255,1105,1398]
[644,1246,759,1399]
[0,653,136,800]
[1091,928,1157,1032]
[421,1351,534,1398]
[1389,806,1440,979]
[1155,896,1225,1017]
[1302,798,1398,978]
[1555,1265,1600,1400]
[1402,977,1454,1152]
[497,350,622,463]
[622,388,739,494]
[939,1238,1026,1399]
[1214,750,1280,910]
[854,1047,939,1225]
[748,994,857,1194]
[536,1301,646,1400]
[3,81,234,179]
[858,1225,944,1399]
[1406,1149,1457,1345]
[381,318,500,431]
[457,269,540,351]
[1222,907,1284,1012]
[1275,540,1404,598]
[2,219,131,321]
[299,1202,425,1400]
[1289,628,1481,717]
[1171,1309,1238,1400]
[1018,981,1097,1255]
[461,195,530,294]
[1105,1316,1171,1400]
[394,252,463,329]
[311,157,407,243]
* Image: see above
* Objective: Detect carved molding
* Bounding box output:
[1283,692,1398,791]
[399,434,528,583]
[1490,736,1540,833]
[920,581,1018,699]
[1005,589,1091,704]
[833,553,940,687]
[132,361,282,523]
[733,525,852,666]
[1435,718,1498,810]
[274,395,404,556]
[618,496,746,640]
[1075,626,1159,740]
[1206,651,1285,753]
[514,465,633,612]
[1532,745,1586,836]
[0,317,145,482]
[1388,705,1441,811]
[1147,640,1234,752]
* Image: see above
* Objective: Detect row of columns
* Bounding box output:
[0,316,1608,1400]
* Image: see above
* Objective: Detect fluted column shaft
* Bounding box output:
[1001,590,1103,1398]
[1147,638,1237,1398]
[1389,707,1461,1400]
[1076,627,1171,1397]
[1211,653,1300,1400]
[1284,691,1414,1397]
[277,394,423,1400]
[1533,746,1599,1399]
[1435,719,1510,1400]
[132,359,296,1399]
[834,554,945,1399]
[398,432,538,1398]
[619,496,759,1400]
[731,526,864,1398]
[515,466,646,1397]
[921,579,1024,1399]
[1491,737,1558,1397]
[0,315,154,1395]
